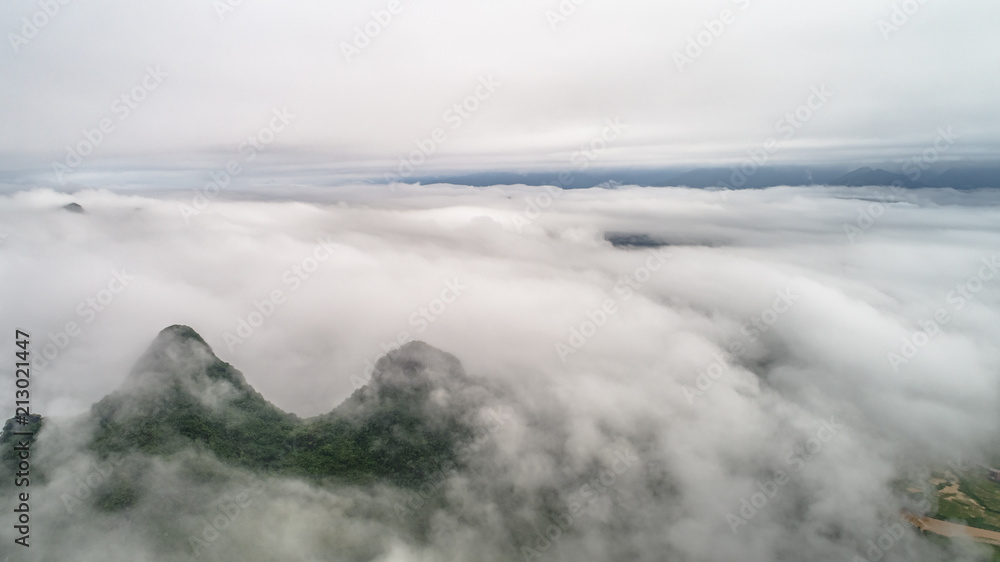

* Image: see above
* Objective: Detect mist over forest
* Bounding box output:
[1,185,998,561]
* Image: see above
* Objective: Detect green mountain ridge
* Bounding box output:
[3,325,497,496]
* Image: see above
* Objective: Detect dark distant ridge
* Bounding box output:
[829,167,923,188]
[926,167,1000,189]
[826,166,1000,189]
[668,167,832,189]
[402,165,999,189]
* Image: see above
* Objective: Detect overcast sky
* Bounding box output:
[3,5,1000,558]
[1,0,999,181]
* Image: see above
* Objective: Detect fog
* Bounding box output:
[1,183,999,561]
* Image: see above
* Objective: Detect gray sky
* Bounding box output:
[1,0,999,180]
[3,5,999,557]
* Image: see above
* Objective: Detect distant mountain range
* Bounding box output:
[404,165,999,190]
[828,167,923,188]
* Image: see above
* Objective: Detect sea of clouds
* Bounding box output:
[1,183,999,561]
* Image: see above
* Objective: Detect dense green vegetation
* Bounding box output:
[934,474,1000,533]
[0,324,483,528]
[84,325,476,495]
[0,413,43,480]
[894,468,1000,557]
[90,360,301,469]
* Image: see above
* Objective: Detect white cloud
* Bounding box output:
[1,184,998,560]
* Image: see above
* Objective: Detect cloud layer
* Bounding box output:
[1,184,999,560]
